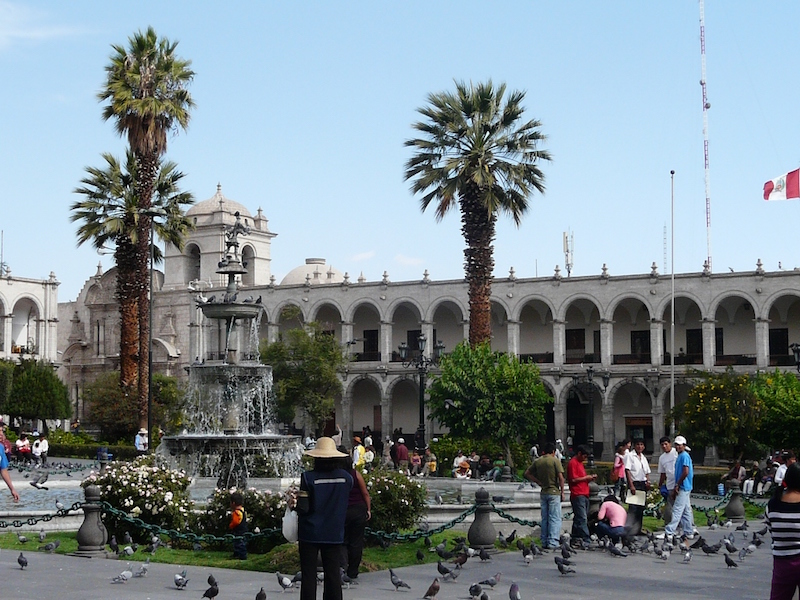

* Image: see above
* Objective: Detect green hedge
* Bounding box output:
[48,443,139,461]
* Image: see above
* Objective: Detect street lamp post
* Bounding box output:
[398,334,445,451]
[790,343,800,373]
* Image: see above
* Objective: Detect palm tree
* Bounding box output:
[98,27,194,427]
[72,151,193,427]
[405,80,552,345]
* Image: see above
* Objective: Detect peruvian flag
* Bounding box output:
[764,168,800,201]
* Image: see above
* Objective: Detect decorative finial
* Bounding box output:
[358,272,366,284]
[422,269,430,283]
[554,265,562,280]
[95,262,103,277]
[508,267,517,281]
[269,274,276,288]
[756,258,765,275]
[650,262,658,277]
[702,260,711,276]
[342,272,351,286]
[382,271,389,284]
[601,263,609,279]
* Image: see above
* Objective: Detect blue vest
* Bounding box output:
[298,468,353,544]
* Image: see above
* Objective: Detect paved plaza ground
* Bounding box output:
[1,525,775,600]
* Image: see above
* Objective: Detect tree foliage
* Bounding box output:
[427,342,552,468]
[752,369,800,450]
[0,360,71,430]
[85,371,185,443]
[260,321,348,436]
[671,368,763,458]
[405,80,551,345]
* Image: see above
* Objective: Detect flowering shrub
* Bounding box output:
[195,486,291,552]
[82,455,192,540]
[364,468,427,534]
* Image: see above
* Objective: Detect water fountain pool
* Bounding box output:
[157,212,302,488]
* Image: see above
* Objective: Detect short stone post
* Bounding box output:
[468,488,496,549]
[723,479,746,523]
[74,484,109,558]
[500,466,513,482]
[97,447,109,475]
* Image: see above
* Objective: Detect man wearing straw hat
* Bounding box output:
[134,428,148,455]
[298,437,353,600]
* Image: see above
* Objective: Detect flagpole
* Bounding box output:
[670,170,676,437]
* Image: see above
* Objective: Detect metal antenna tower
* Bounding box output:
[563,230,574,277]
[699,0,713,272]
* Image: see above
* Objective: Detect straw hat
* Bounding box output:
[459,461,470,469]
[138,428,148,435]
[304,436,348,458]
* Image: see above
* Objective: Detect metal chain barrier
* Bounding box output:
[0,501,84,529]
[10,461,99,475]
[365,505,477,542]
[491,504,542,527]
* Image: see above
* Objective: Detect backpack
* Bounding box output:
[610,456,622,483]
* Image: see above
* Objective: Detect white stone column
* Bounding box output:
[381,385,392,445]
[755,318,769,369]
[553,320,565,366]
[702,318,716,369]
[601,398,615,461]
[2,315,11,354]
[600,319,613,366]
[380,321,393,363]
[342,321,354,344]
[462,320,469,341]
[507,320,520,357]
[341,389,353,447]
[553,384,567,442]
[650,319,664,367]
[421,321,434,358]
[267,322,279,344]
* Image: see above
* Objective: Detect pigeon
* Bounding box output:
[436,546,454,560]
[16,532,28,544]
[723,538,738,553]
[119,545,135,557]
[736,520,748,531]
[256,588,267,600]
[683,550,693,563]
[724,553,738,568]
[522,546,532,565]
[174,568,190,589]
[437,561,454,579]
[554,556,575,567]
[479,593,490,600]
[423,577,440,599]
[202,583,219,599]
[122,531,132,545]
[424,536,432,548]
[276,572,294,592]
[469,583,483,599]
[690,536,705,549]
[479,573,502,588]
[479,547,492,561]
[109,535,119,554]
[497,531,508,548]
[340,568,353,589]
[557,561,576,575]
[505,530,517,544]
[434,493,444,505]
[55,498,65,511]
[452,552,468,567]
[390,568,411,591]
[379,536,392,550]
[416,549,425,562]
[17,552,27,569]
[208,573,218,587]
[112,564,133,583]
[757,525,769,537]
[40,539,60,553]
[291,572,302,586]
[134,558,150,577]
[38,528,46,543]
[609,545,628,558]
[738,547,748,561]
[701,543,719,555]
[255,296,262,304]
[509,582,521,600]
[30,470,49,490]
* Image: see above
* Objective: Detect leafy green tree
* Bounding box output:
[405,80,551,345]
[671,368,763,458]
[72,151,193,428]
[752,370,800,450]
[260,321,348,436]
[427,342,552,468]
[1,360,71,433]
[98,26,195,429]
[85,371,185,443]
[0,359,14,409]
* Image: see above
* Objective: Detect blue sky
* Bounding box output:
[2,1,799,301]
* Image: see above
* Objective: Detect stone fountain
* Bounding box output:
[157,212,302,488]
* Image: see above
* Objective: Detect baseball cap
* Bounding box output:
[673,435,691,451]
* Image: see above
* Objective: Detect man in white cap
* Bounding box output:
[659,435,694,542]
[134,428,148,455]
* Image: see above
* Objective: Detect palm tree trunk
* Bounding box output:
[460,184,496,346]
[135,151,158,431]
[115,238,139,392]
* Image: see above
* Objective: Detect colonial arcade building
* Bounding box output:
[57,187,800,461]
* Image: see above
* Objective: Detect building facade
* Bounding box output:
[0,271,60,364]
[58,188,800,460]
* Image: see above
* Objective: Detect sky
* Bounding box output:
[2,1,800,302]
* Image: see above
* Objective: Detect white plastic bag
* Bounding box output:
[282,508,298,542]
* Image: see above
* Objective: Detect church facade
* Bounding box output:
[57,187,800,460]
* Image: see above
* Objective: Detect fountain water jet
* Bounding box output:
[157,212,302,488]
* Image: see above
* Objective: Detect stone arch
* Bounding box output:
[10,296,42,352]
[185,243,201,283]
[426,296,467,323]
[389,376,419,440]
[387,297,425,323]
[611,378,655,452]
[518,296,555,362]
[349,375,384,439]
[558,378,604,452]
[241,244,256,286]
[560,296,602,364]
[659,295,704,365]
[430,299,466,355]
[712,293,757,364]
[351,302,382,361]
[274,301,306,339]
[611,295,653,365]
[344,298,383,323]
[391,300,424,360]
[606,292,653,322]
[763,292,800,366]
[490,300,509,353]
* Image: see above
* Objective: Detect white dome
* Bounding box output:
[186,184,253,219]
[280,258,344,286]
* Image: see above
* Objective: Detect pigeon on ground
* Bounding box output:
[479,573,502,588]
[134,558,150,577]
[208,574,218,587]
[479,547,492,561]
[690,536,705,549]
[723,538,738,553]
[756,525,768,537]
[118,545,135,557]
[509,582,521,600]
[506,530,517,544]
[18,552,27,569]
[202,583,219,599]
[469,583,483,599]
[522,546,532,565]
[256,588,267,600]
[479,593,490,600]
[423,577,440,599]
[557,561,576,575]
[437,561,454,579]
[424,536,432,548]
[683,550,693,563]
[340,568,353,589]
[16,532,28,544]
[738,547,748,561]
[724,553,738,568]
[416,549,425,562]
[702,543,719,555]
[736,521,748,531]
[174,568,189,589]
[55,498,65,511]
[436,546,454,560]
[111,564,133,583]
[389,568,411,591]
[452,552,468,567]
[608,545,628,558]
[276,572,294,592]
[30,471,49,490]
[291,572,302,586]
[122,531,132,545]
[39,539,60,553]
[108,535,119,554]
[38,528,46,543]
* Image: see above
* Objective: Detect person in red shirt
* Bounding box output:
[567,445,596,543]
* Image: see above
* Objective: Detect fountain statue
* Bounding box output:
[157,212,302,488]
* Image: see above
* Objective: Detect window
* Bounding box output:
[715,327,724,356]
[566,328,585,363]
[686,329,702,356]
[630,330,650,356]
[769,328,789,356]
[363,330,378,353]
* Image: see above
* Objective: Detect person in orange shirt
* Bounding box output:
[229,491,248,560]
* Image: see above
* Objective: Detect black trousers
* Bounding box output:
[342,503,368,578]
[299,541,342,600]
